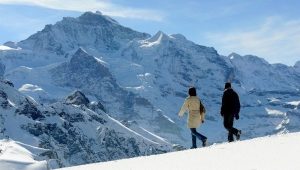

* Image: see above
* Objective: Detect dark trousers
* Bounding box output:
[223,115,239,142]
[190,128,207,148]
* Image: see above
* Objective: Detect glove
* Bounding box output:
[235,114,239,120]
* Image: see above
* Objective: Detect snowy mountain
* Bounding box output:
[228,53,299,91]
[57,132,300,170]
[294,61,300,73]
[0,81,172,168]
[0,11,300,169]
[18,11,149,56]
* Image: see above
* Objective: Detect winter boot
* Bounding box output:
[236,130,242,140]
[202,138,207,147]
[228,132,234,142]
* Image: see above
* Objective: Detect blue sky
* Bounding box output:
[0,0,299,65]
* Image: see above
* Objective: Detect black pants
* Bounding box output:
[190,128,207,148]
[223,115,239,142]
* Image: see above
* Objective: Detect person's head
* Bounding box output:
[224,82,231,90]
[188,87,197,96]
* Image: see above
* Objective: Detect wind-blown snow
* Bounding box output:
[19,84,43,92]
[265,108,285,116]
[286,101,300,106]
[58,132,300,170]
[0,45,13,51]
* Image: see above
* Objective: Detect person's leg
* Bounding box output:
[235,129,242,140]
[231,121,241,140]
[232,127,241,140]
[191,128,207,146]
[192,134,197,148]
[224,115,234,142]
[231,127,239,136]
[228,132,234,142]
[190,128,197,148]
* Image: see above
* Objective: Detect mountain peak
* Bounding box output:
[228,53,269,65]
[294,61,300,72]
[74,47,88,56]
[70,48,98,67]
[146,31,170,44]
[170,34,187,40]
[228,52,242,60]
[294,61,300,67]
[244,55,269,65]
[78,11,119,25]
[95,11,102,15]
[18,11,149,54]
[65,90,90,106]
[68,48,111,78]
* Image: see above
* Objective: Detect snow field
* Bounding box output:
[58,132,300,170]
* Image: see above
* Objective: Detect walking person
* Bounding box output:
[178,87,207,148]
[221,82,241,142]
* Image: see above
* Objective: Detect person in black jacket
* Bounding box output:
[221,82,241,142]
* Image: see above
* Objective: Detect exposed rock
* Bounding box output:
[0,61,5,78]
[0,90,10,109]
[88,101,106,112]
[15,98,44,120]
[0,79,14,87]
[65,90,90,106]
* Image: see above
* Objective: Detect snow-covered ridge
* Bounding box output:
[58,132,300,170]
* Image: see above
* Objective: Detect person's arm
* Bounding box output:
[236,93,240,113]
[200,101,206,122]
[235,92,241,119]
[201,111,205,123]
[220,92,226,116]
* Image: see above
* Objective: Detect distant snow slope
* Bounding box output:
[58,132,300,170]
[0,140,48,170]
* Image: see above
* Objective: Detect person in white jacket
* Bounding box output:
[178,87,207,148]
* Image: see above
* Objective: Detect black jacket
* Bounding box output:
[221,88,240,117]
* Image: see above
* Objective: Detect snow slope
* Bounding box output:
[0,140,49,170]
[58,132,300,170]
